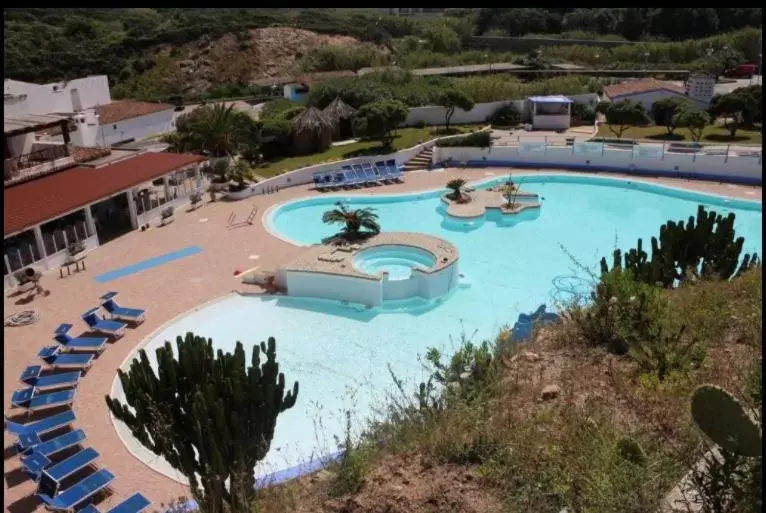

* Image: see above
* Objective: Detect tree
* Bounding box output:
[705,47,746,80]
[445,178,466,201]
[674,108,710,142]
[650,97,694,134]
[730,86,762,126]
[105,333,299,513]
[605,100,649,138]
[166,103,258,158]
[321,202,380,240]
[421,23,462,53]
[437,90,474,131]
[353,100,408,148]
[710,92,750,137]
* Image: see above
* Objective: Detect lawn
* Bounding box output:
[596,123,762,145]
[254,126,478,178]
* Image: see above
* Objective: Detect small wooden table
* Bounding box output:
[59,255,87,278]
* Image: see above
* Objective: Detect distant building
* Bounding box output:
[375,8,444,18]
[602,78,705,112]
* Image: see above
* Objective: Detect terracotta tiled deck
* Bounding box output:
[3,167,761,511]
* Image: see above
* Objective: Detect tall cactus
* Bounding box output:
[600,205,761,287]
[691,384,761,457]
[105,333,298,513]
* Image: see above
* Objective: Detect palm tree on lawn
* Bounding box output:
[198,103,255,158]
[322,202,381,241]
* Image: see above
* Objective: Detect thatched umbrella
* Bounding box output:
[322,97,358,141]
[293,106,334,155]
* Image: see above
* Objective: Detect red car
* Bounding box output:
[725,64,757,79]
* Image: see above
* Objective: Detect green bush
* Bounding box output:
[436,131,491,148]
[571,102,596,125]
[489,103,522,127]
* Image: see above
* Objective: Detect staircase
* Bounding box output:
[402,146,434,172]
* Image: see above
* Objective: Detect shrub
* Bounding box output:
[436,131,491,148]
[489,103,521,127]
[571,102,596,125]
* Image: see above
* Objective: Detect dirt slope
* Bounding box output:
[155,27,370,96]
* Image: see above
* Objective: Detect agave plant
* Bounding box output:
[322,202,381,241]
[446,178,466,201]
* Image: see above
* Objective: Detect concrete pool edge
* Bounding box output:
[263,171,763,247]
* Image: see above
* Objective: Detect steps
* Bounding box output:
[402,147,434,172]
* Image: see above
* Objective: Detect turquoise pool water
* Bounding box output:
[127,174,762,484]
[353,245,438,280]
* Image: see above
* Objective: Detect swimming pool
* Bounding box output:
[115,173,762,485]
[353,245,438,280]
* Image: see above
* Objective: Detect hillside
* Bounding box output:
[118,27,382,99]
[4,8,762,102]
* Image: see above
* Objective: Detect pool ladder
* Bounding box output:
[227,205,259,227]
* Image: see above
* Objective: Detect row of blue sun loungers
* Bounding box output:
[4,292,150,513]
[312,159,405,191]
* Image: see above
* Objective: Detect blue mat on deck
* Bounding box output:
[94,246,203,283]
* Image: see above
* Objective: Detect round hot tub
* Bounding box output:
[352,245,437,281]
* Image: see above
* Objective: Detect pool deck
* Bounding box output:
[2,167,762,512]
[281,232,459,280]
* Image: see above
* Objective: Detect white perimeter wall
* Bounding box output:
[98,110,176,147]
[284,271,383,307]
[401,93,599,127]
[432,145,763,185]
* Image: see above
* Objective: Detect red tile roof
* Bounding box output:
[97,101,174,124]
[603,78,686,99]
[4,152,206,236]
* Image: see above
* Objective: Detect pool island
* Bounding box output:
[274,232,460,307]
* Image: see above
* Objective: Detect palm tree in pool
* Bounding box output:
[322,202,381,241]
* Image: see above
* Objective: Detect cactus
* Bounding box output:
[601,205,760,288]
[106,332,298,513]
[616,437,647,466]
[690,384,761,457]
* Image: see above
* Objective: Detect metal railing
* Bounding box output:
[6,145,68,171]
[491,134,763,164]
[4,145,73,184]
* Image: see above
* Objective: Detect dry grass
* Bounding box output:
[256,268,762,513]
[596,124,763,145]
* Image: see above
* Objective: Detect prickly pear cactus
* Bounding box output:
[616,437,647,466]
[691,384,762,457]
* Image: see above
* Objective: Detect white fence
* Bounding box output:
[402,93,600,127]
[432,143,763,185]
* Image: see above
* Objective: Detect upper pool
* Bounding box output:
[119,173,762,486]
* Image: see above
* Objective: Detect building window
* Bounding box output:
[40,209,91,256]
[134,178,171,216]
[4,229,42,274]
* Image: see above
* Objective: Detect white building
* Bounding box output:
[4,76,175,149]
[525,95,573,131]
[603,78,705,112]
[73,101,176,148]
[4,76,111,118]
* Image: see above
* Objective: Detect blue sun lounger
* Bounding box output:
[79,493,151,513]
[24,445,98,482]
[11,387,77,412]
[81,307,127,338]
[326,172,346,191]
[20,366,82,391]
[54,324,108,353]
[38,468,116,512]
[361,162,382,185]
[385,159,404,182]
[5,410,76,438]
[374,161,394,183]
[99,292,146,324]
[341,167,360,188]
[312,173,325,190]
[19,429,86,463]
[39,346,95,370]
[15,425,84,456]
